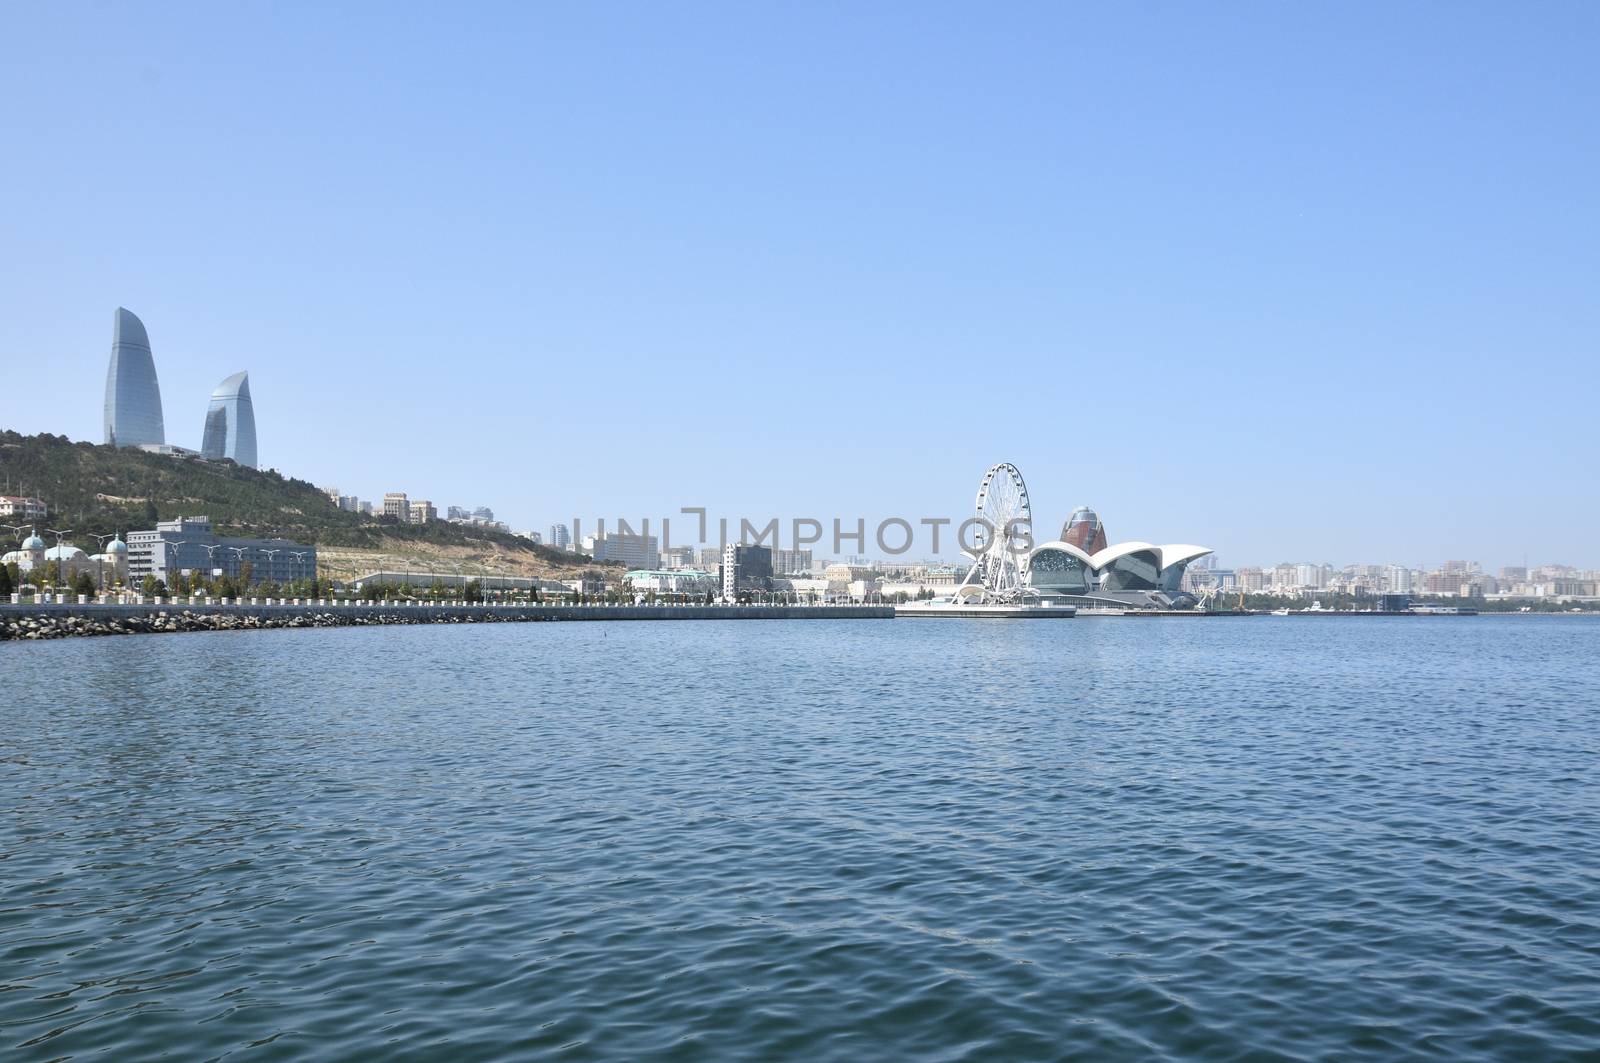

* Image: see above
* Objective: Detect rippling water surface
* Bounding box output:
[4,617,1599,1060]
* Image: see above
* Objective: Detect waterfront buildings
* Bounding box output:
[127,516,315,585]
[586,531,660,570]
[625,569,717,596]
[722,543,774,599]
[4,530,130,586]
[199,371,258,468]
[348,570,564,595]
[103,307,166,448]
[822,563,880,602]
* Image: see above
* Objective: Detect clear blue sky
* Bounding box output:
[2,2,1595,569]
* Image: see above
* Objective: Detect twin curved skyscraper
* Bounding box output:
[200,371,257,468]
[103,307,166,448]
[102,307,258,468]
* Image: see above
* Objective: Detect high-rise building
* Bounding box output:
[1386,565,1414,593]
[658,545,696,569]
[104,307,166,448]
[588,531,659,569]
[200,371,258,468]
[1294,563,1327,589]
[383,493,410,521]
[770,548,814,575]
[547,523,571,550]
[722,543,773,599]
[1061,506,1108,554]
[409,500,437,524]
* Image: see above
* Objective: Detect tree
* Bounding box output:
[0,564,12,596]
[143,499,159,524]
[239,560,254,586]
[73,570,97,597]
[464,579,484,603]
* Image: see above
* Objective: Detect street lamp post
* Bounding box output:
[45,527,73,591]
[90,532,119,596]
[165,539,191,595]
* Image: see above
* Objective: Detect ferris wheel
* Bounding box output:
[958,462,1033,602]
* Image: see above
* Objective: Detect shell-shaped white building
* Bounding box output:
[1026,539,1213,609]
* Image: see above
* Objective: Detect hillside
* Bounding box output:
[0,430,615,578]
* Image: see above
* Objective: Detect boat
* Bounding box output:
[1270,607,1292,616]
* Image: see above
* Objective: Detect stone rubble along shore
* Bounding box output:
[1,609,554,640]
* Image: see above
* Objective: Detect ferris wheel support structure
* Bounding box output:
[957,462,1033,603]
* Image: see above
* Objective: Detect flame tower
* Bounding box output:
[103,307,166,447]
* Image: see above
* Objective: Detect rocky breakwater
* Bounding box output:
[1,609,542,641]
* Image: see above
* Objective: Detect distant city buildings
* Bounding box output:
[658,545,696,569]
[382,493,410,521]
[409,500,437,524]
[586,531,660,570]
[770,548,814,575]
[547,523,571,550]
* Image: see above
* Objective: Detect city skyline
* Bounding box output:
[2,5,1596,568]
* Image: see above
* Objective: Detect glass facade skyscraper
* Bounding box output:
[200,371,258,468]
[103,307,166,447]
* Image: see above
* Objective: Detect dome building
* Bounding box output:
[2,531,47,574]
[86,537,130,585]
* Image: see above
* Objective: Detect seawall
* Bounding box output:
[1,602,895,641]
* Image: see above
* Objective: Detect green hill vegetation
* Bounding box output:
[0,430,605,569]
